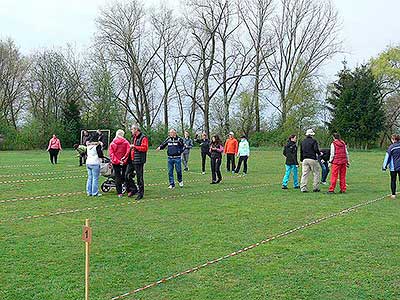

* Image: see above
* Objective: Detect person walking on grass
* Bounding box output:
[182,130,193,171]
[382,134,400,199]
[47,134,62,164]
[319,148,331,185]
[157,129,185,189]
[109,130,131,198]
[300,129,321,193]
[224,131,238,174]
[327,133,350,194]
[86,134,104,197]
[126,124,149,201]
[282,134,300,190]
[235,135,250,175]
[195,132,211,175]
[210,135,224,184]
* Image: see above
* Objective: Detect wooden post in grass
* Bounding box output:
[82,219,92,300]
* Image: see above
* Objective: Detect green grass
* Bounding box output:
[0,149,399,300]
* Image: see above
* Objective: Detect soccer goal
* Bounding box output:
[80,129,111,148]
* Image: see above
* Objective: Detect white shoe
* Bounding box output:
[321,182,327,185]
[202,172,205,175]
[168,185,175,190]
[390,195,396,199]
[179,181,184,188]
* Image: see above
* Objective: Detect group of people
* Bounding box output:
[48,126,400,200]
[282,129,350,194]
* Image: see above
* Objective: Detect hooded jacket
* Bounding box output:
[329,139,349,165]
[224,138,238,155]
[383,142,400,171]
[283,140,298,165]
[109,137,130,165]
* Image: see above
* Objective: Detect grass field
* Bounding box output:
[1,148,399,300]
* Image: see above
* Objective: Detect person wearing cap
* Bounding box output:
[224,131,238,174]
[235,135,250,175]
[300,129,321,192]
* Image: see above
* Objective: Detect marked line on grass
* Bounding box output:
[0,169,86,178]
[110,192,390,300]
[0,184,270,223]
[0,164,41,168]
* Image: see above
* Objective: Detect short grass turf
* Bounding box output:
[0,148,399,300]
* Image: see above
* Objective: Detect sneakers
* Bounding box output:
[294,186,300,189]
[210,182,217,184]
[168,185,175,190]
[390,195,396,199]
[321,181,327,185]
[202,172,206,175]
[136,194,143,201]
[216,178,222,184]
[339,190,346,194]
[179,181,184,188]
[313,189,321,193]
[117,194,123,198]
[184,168,189,171]
[326,191,335,194]
[282,186,288,190]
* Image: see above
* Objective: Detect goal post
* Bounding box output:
[80,129,111,148]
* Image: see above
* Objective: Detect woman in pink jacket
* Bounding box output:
[47,134,62,164]
[109,129,131,198]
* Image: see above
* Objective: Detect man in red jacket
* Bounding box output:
[327,133,349,194]
[126,124,149,200]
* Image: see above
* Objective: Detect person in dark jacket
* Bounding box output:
[210,135,224,184]
[126,124,149,200]
[282,134,299,189]
[157,129,185,189]
[300,129,321,192]
[195,132,211,175]
[327,133,349,194]
[182,130,193,171]
[382,134,400,199]
[319,148,331,184]
[97,129,108,150]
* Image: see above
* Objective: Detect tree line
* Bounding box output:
[0,0,398,149]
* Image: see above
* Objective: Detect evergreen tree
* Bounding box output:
[328,64,385,148]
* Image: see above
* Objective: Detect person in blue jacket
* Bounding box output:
[157,129,185,189]
[382,134,400,199]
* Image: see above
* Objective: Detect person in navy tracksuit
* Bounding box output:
[382,134,400,199]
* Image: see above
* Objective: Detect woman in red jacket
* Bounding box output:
[47,134,62,164]
[327,133,349,194]
[109,129,131,198]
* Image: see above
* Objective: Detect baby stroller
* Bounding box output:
[100,157,127,193]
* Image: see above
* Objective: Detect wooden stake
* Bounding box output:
[82,219,92,300]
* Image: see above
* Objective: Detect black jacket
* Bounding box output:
[319,148,330,163]
[159,136,184,157]
[196,138,210,154]
[300,136,320,161]
[132,132,148,164]
[283,141,298,165]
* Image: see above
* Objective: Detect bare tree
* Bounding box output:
[263,0,341,125]
[239,0,274,131]
[0,38,29,129]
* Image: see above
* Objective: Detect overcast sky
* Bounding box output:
[1,0,399,80]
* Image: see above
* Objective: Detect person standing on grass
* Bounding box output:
[382,134,400,199]
[282,134,300,190]
[182,130,193,171]
[47,134,62,164]
[109,130,131,198]
[319,148,331,185]
[300,129,321,193]
[210,135,224,184]
[157,129,185,189]
[126,124,149,200]
[235,135,250,175]
[86,134,104,197]
[224,131,238,174]
[195,132,211,175]
[97,129,107,150]
[327,133,350,194]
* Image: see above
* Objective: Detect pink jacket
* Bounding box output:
[109,137,130,165]
[47,138,62,150]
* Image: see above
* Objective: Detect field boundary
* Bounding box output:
[111,192,390,300]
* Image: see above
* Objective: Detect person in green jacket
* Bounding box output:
[234,135,250,175]
[73,144,87,166]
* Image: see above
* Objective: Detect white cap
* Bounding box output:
[305,129,315,136]
[229,131,234,135]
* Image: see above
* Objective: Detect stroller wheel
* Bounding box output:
[122,184,127,194]
[101,182,111,193]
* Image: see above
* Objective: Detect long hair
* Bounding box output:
[211,134,221,145]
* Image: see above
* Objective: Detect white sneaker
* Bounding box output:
[321,182,327,185]
[179,181,184,188]
[390,195,396,199]
[168,185,175,190]
[202,172,205,175]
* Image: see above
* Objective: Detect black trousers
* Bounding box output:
[211,157,222,182]
[125,163,138,194]
[49,149,59,164]
[390,171,400,195]
[226,154,236,171]
[201,152,210,172]
[235,156,248,174]
[113,164,127,195]
[79,153,87,166]
[134,163,145,196]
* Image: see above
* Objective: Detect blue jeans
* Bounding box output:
[87,164,100,195]
[320,161,329,182]
[168,157,182,186]
[282,164,299,187]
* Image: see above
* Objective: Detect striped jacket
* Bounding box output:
[383,142,400,171]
